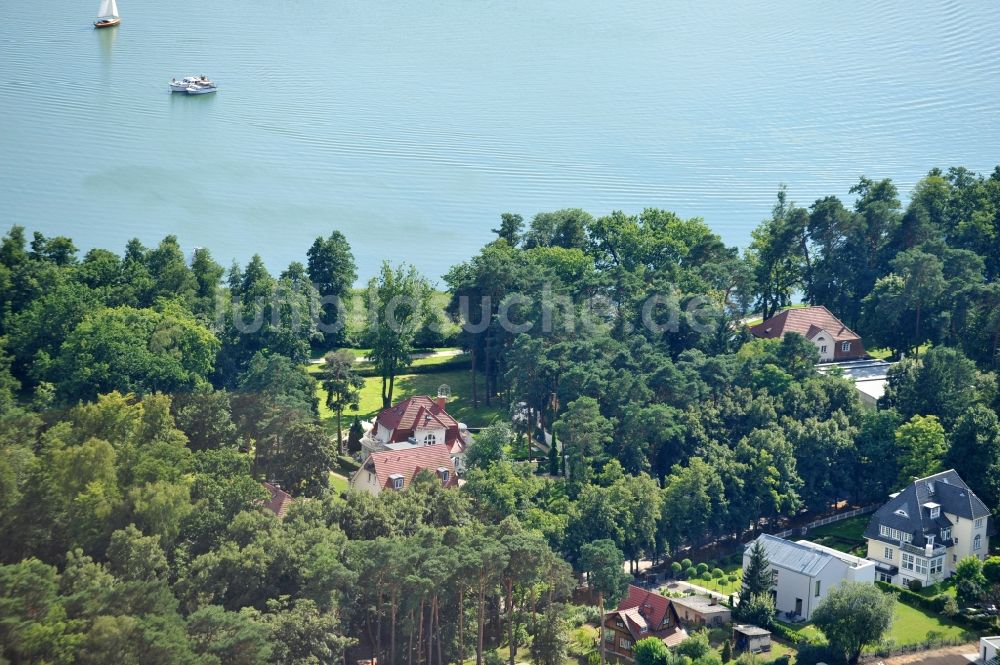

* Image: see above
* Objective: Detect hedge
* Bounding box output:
[875,580,995,632]
[874,581,949,613]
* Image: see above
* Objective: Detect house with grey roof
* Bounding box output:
[744,534,874,621]
[864,469,991,586]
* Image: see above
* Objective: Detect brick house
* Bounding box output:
[603,585,687,661]
[748,306,865,362]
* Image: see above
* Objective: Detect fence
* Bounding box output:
[771,504,878,540]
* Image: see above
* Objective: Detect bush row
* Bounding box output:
[874,581,950,613]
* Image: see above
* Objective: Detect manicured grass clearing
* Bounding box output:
[328,471,350,493]
[886,600,970,645]
[685,561,743,596]
[317,368,503,428]
[804,515,869,556]
[782,599,970,648]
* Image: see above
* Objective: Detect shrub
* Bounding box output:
[485,651,504,665]
[336,454,361,472]
[696,562,709,575]
[727,574,738,583]
[700,571,712,581]
[721,639,732,663]
[685,566,697,579]
[942,596,959,617]
[681,558,693,569]
[712,568,725,579]
[676,631,712,660]
[671,561,683,577]
[794,643,845,665]
[906,578,923,592]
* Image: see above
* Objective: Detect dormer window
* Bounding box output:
[894,509,908,519]
[941,528,951,541]
[423,433,437,445]
[389,473,404,490]
[930,507,939,519]
[437,467,450,483]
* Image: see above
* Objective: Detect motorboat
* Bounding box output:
[170,76,210,92]
[94,0,120,27]
[185,82,218,95]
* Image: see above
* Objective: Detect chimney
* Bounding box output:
[925,543,933,557]
[436,396,446,410]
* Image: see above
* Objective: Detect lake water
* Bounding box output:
[2,1,999,283]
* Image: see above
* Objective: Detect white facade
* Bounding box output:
[745,535,875,621]
[980,636,1000,664]
[351,468,384,496]
[810,329,837,362]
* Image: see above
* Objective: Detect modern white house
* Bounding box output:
[744,534,875,622]
[980,636,1000,665]
[864,469,992,585]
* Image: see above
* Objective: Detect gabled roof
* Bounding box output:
[865,469,991,545]
[748,534,868,577]
[749,306,860,342]
[617,585,674,631]
[377,396,457,432]
[357,443,458,492]
[261,482,293,519]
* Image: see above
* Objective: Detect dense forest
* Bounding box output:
[1,165,999,663]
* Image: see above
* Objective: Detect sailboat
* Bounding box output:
[94,0,120,28]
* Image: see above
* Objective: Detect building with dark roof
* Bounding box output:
[864,469,992,586]
[350,443,458,496]
[748,306,865,362]
[602,585,687,661]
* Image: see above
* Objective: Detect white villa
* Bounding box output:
[745,534,875,622]
[864,469,992,586]
[359,393,471,472]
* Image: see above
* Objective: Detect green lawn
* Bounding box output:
[686,561,743,596]
[805,515,870,556]
[317,368,503,428]
[886,601,971,645]
[782,599,971,649]
[328,471,350,493]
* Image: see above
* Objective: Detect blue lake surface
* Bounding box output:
[2,1,999,282]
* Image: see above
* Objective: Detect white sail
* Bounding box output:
[97,0,117,18]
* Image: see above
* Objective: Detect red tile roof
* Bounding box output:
[749,306,860,343]
[607,585,687,645]
[617,585,674,632]
[357,443,458,492]
[261,482,293,519]
[373,396,469,452]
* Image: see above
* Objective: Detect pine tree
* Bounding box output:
[548,433,560,476]
[740,539,773,606]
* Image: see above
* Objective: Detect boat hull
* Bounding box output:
[186,87,217,95]
[94,17,120,27]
